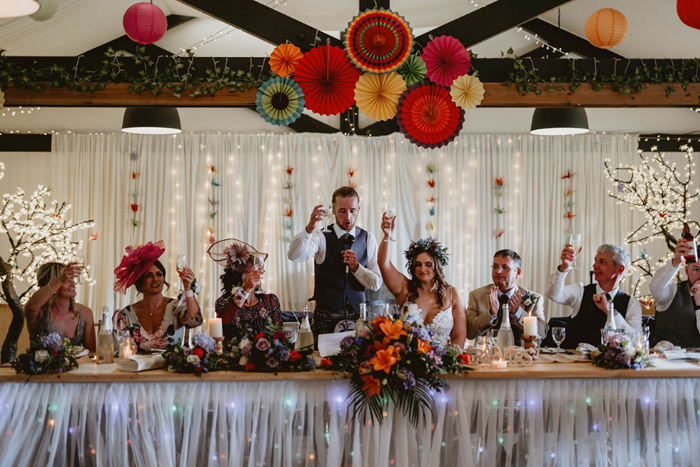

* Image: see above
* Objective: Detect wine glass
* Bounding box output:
[384,202,396,242]
[568,233,581,269]
[176,255,187,293]
[75,256,85,284]
[253,253,265,271]
[322,205,333,233]
[552,327,566,354]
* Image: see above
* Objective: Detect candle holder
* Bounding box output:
[522,335,537,349]
[214,337,224,355]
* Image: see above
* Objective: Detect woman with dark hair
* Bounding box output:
[210,239,282,342]
[112,241,203,351]
[26,261,96,352]
[378,214,467,348]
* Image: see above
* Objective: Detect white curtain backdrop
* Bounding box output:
[0,132,645,323]
[0,377,698,466]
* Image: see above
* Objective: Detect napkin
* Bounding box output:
[117,354,165,372]
[653,341,681,352]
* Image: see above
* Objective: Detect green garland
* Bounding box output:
[0,47,274,98]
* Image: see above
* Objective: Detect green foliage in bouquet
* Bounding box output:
[328,312,471,427]
[11,332,79,375]
[162,334,224,377]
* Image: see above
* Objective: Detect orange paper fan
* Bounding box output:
[270,43,304,78]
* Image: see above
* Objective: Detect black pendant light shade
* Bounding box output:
[530,108,589,136]
[122,107,182,135]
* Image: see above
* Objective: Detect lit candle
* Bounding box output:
[492,358,507,370]
[209,318,223,338]
[523,312,538,337]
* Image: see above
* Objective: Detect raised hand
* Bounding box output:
[305,204,327,233]
[380,212,395,240]
[559,244,580,272]
[242,268,264,292]
[673,239,693,267]
[488,286,499,317]
[60,262,82,285]
[179,266,196,291]
[592,293,609,313]
[508,290,522,314]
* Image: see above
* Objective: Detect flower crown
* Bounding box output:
[404,237,449,267]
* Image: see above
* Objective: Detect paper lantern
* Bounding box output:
[29,0,58,22]
[584,8,627,49]
[677,0,700,29]
[123,2,168,45]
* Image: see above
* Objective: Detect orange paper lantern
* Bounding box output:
[585,8,628,49]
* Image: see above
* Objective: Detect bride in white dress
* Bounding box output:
[377,213,467,348]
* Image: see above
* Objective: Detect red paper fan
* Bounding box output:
[396,82,465,149]
[422,35,471,87]
[293,45,361,116]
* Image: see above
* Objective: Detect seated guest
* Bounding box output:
[466,249,546,345]
[26,261,96,352]
[649,238,700,347]
[210,239,281,342]
[545,243,642,348]
[378,214,467,348]
[113,241,203,351]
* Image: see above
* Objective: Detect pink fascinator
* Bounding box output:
[113,240,166,294]
[207,238,268,271]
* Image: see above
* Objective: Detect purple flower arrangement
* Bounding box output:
[162,334,222,377]
[590,331,651,370]
[11,332,79,376]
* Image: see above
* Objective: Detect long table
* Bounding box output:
[1,360,699,466]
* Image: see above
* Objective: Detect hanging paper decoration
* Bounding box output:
[123,2,168,45]
[270,43,304,77]
[282,165,295,243]
[29,0,58,22]
[450,74,485,110]
[422,36,471,87]
[347,166,357,189]
[397,55,427,86]
[562,171,576,236]
[293,45,361,116]
[88,231,99,242]
[396,82,465,149]
[343,8,413,74]
[426,162,437,234]
[584,8,627,49]
[354,72,407,121]
[256,76,305,126]
[678,0,700,29]
[129,151,140,228]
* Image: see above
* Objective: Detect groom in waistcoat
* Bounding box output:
[288,187,382,339]
[545,243,642,348]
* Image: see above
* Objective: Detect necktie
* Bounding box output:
[496,293,510,326]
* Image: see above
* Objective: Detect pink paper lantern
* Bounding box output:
[123,2,168,45]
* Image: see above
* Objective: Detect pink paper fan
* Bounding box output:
[422,35,471,87]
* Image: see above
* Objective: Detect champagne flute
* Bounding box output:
[75,256,85,284]
[253,253,265,271]
[384,202,396,242]
[552,327,566,354]
[322,205,333,233]
[176,254,187,293]
[568,233,581,269]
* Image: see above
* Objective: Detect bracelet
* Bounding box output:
[47,283,58,296]
[185,289,194,298]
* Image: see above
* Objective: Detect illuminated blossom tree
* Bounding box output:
[0,163,94,363]
[604,145,699,298]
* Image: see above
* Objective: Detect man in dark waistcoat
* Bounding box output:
[649,238,700,347]
[545,243,642,349]
[287,187,382,339]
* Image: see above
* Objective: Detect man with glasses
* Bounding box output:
[466,249,546,345]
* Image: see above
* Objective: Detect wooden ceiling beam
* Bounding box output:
[519,18,624,59]
[414,0,573,49]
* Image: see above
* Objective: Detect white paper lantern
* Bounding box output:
[29,0,58,22]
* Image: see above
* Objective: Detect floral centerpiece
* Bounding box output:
[328,311,471,426]
[162,333,223,376]
[589,331,652,370]
[10,333,79,375]
[225,320,316,372]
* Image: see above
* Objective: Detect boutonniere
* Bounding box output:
[521,291,539,312]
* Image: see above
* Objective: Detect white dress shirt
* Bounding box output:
[287,224,382,291]
[545,269,642,333]
[649,260,700,334]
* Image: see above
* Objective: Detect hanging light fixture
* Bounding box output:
[530,108,590,136]
[0,0,40,18]
[121,107,182,135]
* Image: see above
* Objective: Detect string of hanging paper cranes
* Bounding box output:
[255,7,485,150]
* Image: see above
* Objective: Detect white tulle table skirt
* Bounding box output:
[0,377,698,466]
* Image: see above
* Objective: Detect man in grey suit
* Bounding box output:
[467,249,546,344]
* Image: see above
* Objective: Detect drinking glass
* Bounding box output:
[322,205,333,233]
[176,254,187,292]
[552,327,566,354]
[253,253,265,271]
[75,256,85,284]
[568,233,581,269]
[384,202,396,242]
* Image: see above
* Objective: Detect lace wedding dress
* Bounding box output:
[403,302,453,348]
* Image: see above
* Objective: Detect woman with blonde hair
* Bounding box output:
[26,261,96,352]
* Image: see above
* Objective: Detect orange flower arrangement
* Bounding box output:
[361,375,381,397]
[370,346,401,373]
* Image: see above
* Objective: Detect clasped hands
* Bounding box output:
[488,286,522,318]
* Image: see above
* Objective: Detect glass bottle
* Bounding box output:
[601,301,617,344]
[96,307,115,363]
[496,304,514,355]
[682,222,697,264]
[296,305,314,350]
[355,303,368,337]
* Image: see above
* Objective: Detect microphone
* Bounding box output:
[342,234,355,274]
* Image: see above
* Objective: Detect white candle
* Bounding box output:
[523,314,538,337]
[492,358,507,370]
[209,318,223,338]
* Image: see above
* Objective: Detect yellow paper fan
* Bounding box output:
[354,72,407,121]
[450,74,485,110]
[270,43,304,78]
